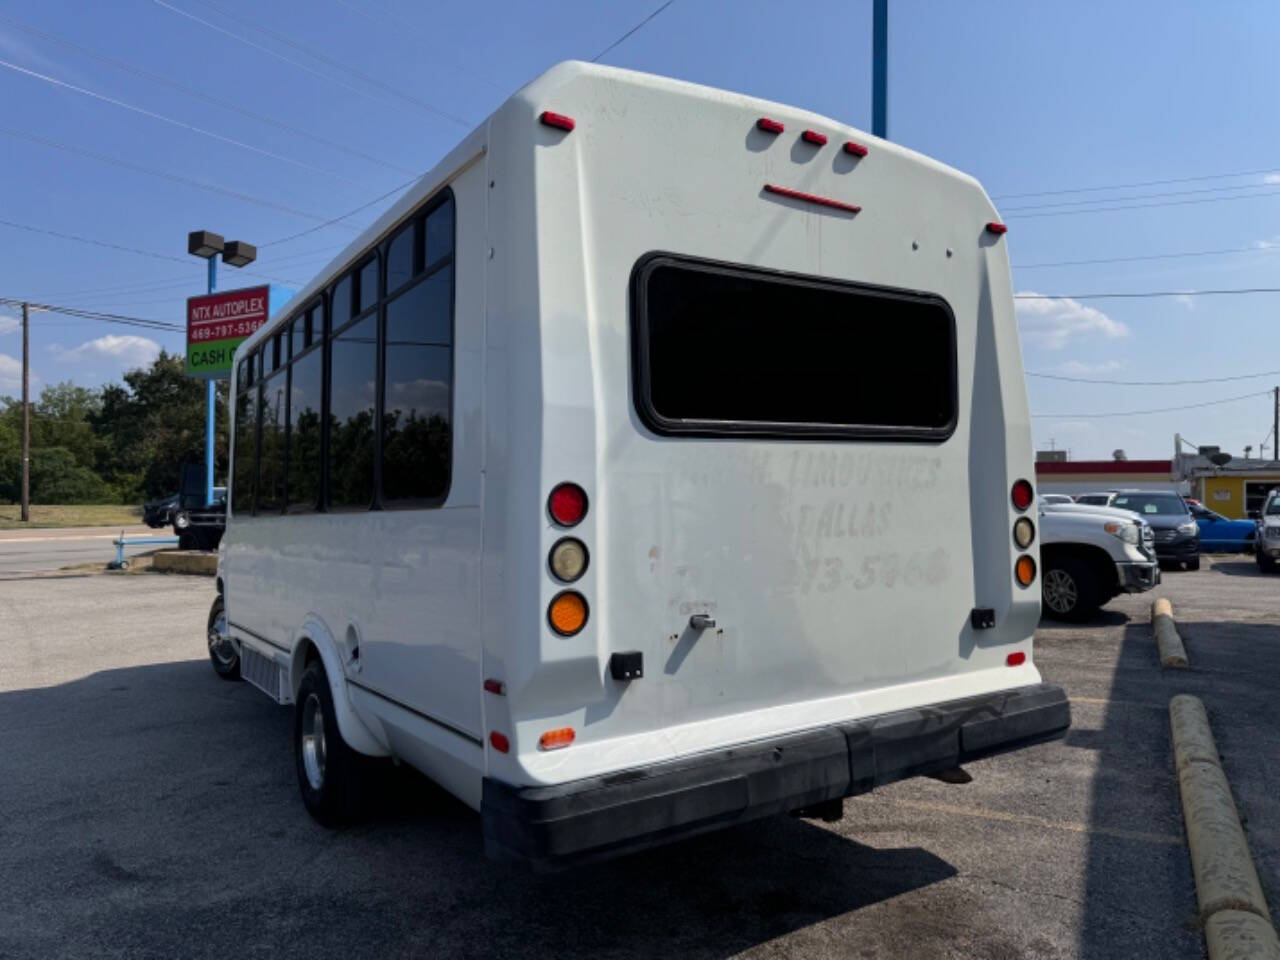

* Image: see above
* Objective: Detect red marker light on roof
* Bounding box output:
[483,678,506,696]
[986,221,1008,235]
[843,140,868,157]
[539,111,575,132]
[757,117,784,134]
[764,183,860,214]
[801,130,828,146]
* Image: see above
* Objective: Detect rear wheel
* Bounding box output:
[207,596,240,680]
[1185,557,1201,571]
[1259,552,1277,573]
[295,660,375,827]
[1041,555,1102,622]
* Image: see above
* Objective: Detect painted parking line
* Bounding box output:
[861,797,1183,847]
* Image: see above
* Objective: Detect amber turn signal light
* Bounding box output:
[1014,554,1036,587]
[548,591,588,636]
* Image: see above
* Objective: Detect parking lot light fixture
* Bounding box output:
[222,240,257,267]
[187,230,224,259]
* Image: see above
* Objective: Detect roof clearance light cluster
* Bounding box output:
[757,117,785,134]
[986,221,1008,235]
[539,111,575,131]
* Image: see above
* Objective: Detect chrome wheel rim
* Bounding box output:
[1043,569,1078,614]
[301,693,326,791]
[207,611,234,666]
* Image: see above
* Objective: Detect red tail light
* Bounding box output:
[539,111,575,131]
[548,483,588,526]
[1011,479,1034,511]
[489,731,510,753]
[1007,651,1027,667]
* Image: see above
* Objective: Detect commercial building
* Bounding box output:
[1188,460,1280,518]
[1034,459,1181,499]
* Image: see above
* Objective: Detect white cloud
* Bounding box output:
[1057,359,1125,376]
[1173,292,1195,310]
[1015,292,1130,350]
[1264,173,1280,184]
[0,314,17,336]
[0,353,29,391]
[60,334,162,368]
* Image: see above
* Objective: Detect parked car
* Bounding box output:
[1255,490,1280,572]
[1038,497,1159,620]
[1187,502,1256,553]
[1073,491,1120,506]
[1040,493,1074,504]
[1107,491,1200,570]
[142,492,179,528]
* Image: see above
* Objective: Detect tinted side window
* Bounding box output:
[357,257,379,314]
[383,269,452,504]
[328,314,377,509]
[387,221,417,293]
[287,347,323,512]
[331,275,352,331]
[257,375,286,513]
[232,375,257,516]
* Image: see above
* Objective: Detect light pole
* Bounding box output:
[187,230,257,505]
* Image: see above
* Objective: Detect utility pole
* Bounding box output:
[872,0,888,138]
[1274,387,1278,464]
[20,301,29,522]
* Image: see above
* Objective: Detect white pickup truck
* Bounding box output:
[1037,498,1160,620]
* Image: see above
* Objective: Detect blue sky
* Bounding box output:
[2,0,1279,460]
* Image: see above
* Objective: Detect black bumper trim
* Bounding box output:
[482,682,1070,870]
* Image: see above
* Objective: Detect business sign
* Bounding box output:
[186,285,270,380]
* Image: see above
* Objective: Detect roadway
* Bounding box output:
[0,525,167,577]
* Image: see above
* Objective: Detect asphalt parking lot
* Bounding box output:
[2,558,1277,959]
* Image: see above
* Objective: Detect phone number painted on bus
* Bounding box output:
[186,285,270,380]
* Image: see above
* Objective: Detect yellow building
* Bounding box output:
[1193,470,1280,518]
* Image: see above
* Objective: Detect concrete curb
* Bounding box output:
[1205,911,1280,960]
[1153,598,1189,668]
[151,550,217,576]
[1170,695,1279,960]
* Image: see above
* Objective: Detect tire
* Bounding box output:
[1186,557,1201,571]
[178,531,198,551]
[207,596,240,681]
[1041,555,1102,622]
[295,660,375,827]
[1259,552,1277,573]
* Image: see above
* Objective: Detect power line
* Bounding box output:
[0,218,305,286]
[993,165,1280,202]
[0,297,184,332]
[0,13,417,176]
[1031,391,1269,419]
[1004,185,1280,219]
[1015,287,1280,301]
[157,0,471,127]
[260,177,419,248]
[1002,179,1280,213]
[0,56,362,185]
[0,126,365,229]
[197,0,473,126]
[1027,369,1280,386]
[591,0,677,62]
[1013,244,1276,270]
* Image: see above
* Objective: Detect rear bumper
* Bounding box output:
[482,681,1070,870]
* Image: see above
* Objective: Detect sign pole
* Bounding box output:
[872,0,888,139]
[205,256,217,506]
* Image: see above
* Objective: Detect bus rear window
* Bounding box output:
[631,256,957,441]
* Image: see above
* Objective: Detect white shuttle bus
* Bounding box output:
[209,61,1069,868]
